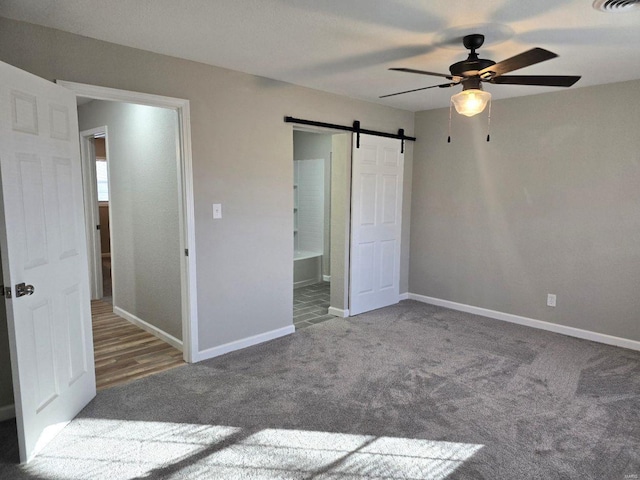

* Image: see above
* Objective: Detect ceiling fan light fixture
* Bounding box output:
[451,88,491,117]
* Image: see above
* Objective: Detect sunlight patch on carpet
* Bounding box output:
[22,419,483,479]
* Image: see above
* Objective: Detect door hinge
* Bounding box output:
[96,225,101,230]
[2,285,11,299]
[185,249,189,256]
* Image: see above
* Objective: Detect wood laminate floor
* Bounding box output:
[91,300,185,390]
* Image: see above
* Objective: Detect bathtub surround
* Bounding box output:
[293,130,332,280]
[293,251,323,288]
[293,155,326,288]
[294,158,325,256]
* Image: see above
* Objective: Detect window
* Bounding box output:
[96,160,109,202]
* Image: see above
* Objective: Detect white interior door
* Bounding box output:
[0,60,96,463]
[349,134,404,316]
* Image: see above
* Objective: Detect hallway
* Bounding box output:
[91,300,185,390]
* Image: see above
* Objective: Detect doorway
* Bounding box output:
[289,126,406,325]
[293,130,332,328]
[94,135,112,300]
[58,82,198,362]
[79,121,187,390]
[80,128,111,302]
[291,129,352,328]
[77,99,188,389]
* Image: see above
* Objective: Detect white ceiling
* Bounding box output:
[2,0,640,112]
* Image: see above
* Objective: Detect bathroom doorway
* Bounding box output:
[292,129,351,329]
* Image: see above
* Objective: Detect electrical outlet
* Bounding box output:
[547,294,556,307]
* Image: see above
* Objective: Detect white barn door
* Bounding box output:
[349,134,404,316]
[0,60,95,463]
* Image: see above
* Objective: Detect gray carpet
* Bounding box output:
[1,300,639,479]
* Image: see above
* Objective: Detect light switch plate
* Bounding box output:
[213,203,222,219]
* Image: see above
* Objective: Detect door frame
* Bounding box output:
[59,80,199,363]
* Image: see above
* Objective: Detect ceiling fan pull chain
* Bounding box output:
[447,101,453,143]
[486,98,492,142]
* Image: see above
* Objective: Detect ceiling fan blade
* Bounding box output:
[479,48,558,77]
[488,75,581,87]
[390,67,461,81]
[379,82,457,99]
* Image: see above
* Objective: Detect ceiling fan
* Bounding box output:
[381,34,581,117]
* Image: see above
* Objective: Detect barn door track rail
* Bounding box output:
[284,116,416,153]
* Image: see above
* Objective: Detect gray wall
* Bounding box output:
[0,258,13,410]
[293,131,332,276]
[330,134,352,311]
[78,100,182,340]
[0,17,414,350]
[411,80,640,342]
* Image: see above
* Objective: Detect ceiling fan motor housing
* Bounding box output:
[450,34,496,78]
[449,58,496,78]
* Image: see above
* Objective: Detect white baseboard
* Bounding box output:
[323,275,331,282]
[399,292,409,301]
[113,306,183,351]
[408,293,640,352]
[194,325,295,363]
[0,404,15,421]
[328,306,349,318]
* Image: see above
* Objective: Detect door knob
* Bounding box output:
[15,283,35,297]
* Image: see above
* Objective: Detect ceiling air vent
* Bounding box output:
[593,0,640,12]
